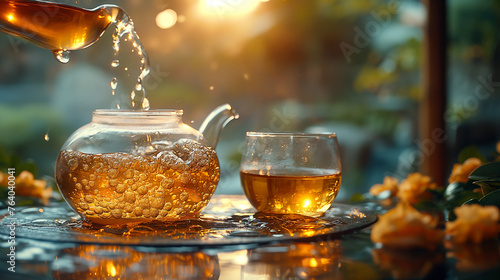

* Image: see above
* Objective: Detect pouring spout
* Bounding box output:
[199,104,239,148]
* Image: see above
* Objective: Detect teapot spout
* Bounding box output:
[199,104,239,148]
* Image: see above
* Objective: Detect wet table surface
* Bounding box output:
[1,195,499,280]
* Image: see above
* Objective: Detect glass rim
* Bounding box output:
[93,109,183,117]
[246,131,337,138]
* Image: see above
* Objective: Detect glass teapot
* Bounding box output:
[55,104,238,225]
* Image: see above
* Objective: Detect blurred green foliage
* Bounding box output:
[0,104,67,176]
[448,0,500,62]
[0,147,38,176]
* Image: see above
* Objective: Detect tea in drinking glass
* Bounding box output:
[240,132,341,217]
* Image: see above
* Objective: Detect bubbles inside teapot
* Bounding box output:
[55,139,219,225]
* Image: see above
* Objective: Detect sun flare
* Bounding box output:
[197,0,262,18]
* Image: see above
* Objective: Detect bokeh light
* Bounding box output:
[156,9,178,29]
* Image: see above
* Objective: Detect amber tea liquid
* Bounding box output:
[0,0,150,109]
[56,140,220,224]
[240,169,341,217]
[0,0,115,56]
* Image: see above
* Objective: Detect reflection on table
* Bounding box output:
[1,195,499,279]
[242,241,341,279]
[48,241,344,280]
[52,245,220,280]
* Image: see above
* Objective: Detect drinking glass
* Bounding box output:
[240,132,341,217]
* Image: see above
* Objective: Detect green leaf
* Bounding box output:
[427,188,445,200]
[444,182,483,210]
[463,198,480,205]
[444,182,476,197]
[473,180,500,195]
[413,200,443,213]
[458,145,487,163]
[479,189,500,207]
[469,162,500,181]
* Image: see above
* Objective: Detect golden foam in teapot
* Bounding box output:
[55,105,238,224]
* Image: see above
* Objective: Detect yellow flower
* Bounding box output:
[0,170,52,205]
[397,173,439,205]
[496,141,500,161]
[448,157,482,184]
[369,176,399,197]
[445,204,500,244]
[370,202,443,250]
[0,173,7,186]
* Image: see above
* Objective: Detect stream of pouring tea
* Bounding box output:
[109,7,150,110]
[0,1,150,110]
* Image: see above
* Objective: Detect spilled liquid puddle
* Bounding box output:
[72,211,347,240]
[0,200,377,247]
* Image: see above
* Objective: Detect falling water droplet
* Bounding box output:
[111,59,120,68]
[135,82,143,91]
[44,132,50,141]
[110,77,118,90]
[116,103,121,109]
[53,50,70,64]
[142,98,150,110]
[131,91,136,99]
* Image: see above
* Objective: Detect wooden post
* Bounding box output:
[421,0,447,185]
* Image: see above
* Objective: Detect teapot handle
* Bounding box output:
[198,104,239,148]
